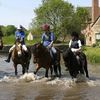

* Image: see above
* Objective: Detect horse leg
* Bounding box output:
[53,64,58,77]
[22,65,25,74]
[45,68,49,77]
[83,60,89,78]
[80,53,89,78]
[58,63,62,77]
[34,66,40,75]
[50,65,53,77]
[14,63,17,75]
[25,62,30,73]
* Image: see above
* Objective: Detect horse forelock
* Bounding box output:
[13,42,23,57]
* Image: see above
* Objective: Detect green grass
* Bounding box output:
[2,35,41,45]
[3,36,100,64]
[84,47,100,64]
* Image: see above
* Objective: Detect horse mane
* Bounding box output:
[32,42,48,56]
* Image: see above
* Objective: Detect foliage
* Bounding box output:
[0,26,3,37]
[30,0,74,34]
[2,35,41,45]
[0,25,16,36]
[30,0,90,42]
[84,47,100,64]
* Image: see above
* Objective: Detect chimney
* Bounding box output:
[92,0,99,22]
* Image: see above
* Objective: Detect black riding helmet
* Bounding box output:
[71,32,79,38]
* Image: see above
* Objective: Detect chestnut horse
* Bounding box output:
[11,41,31,75]
[31,43,61,77]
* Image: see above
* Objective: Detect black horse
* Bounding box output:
[31,43,61,77]
[11,41,31,75]
[0,39,3,50]
[63,48,89,79]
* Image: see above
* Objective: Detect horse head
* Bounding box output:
[63,48,80,78]
[63,48,73,66]
[32,43,44,63]
[14,41,23,57]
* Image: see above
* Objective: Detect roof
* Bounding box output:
[91,16,100,27]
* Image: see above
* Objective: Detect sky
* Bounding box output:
[0,0,93,29]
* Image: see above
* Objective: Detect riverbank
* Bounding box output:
[0,44,68,54]
[84,47,100,64]
[1,44,100,64]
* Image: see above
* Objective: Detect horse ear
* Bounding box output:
[39,42,43,46]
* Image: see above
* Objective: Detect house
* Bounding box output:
[84,0,100,46]
[85,16,100,45]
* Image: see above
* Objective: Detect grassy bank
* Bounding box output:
[84,47,100,64]
[3,35,41,45]
[3,36,100,64]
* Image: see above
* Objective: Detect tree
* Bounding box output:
[30,0,90,41]
[31,0,74,34]
[75,7,90,29]
[5,25,16,36]
[0,26,3,37]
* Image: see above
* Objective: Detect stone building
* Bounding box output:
[85,0,100,46]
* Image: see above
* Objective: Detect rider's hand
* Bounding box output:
[47,45,51,49]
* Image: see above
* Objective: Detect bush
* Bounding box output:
[84,47,100,64]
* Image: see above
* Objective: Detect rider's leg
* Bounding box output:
[5,45,15,62]
[22,44,28,56]
[22,45,28,52]
[51,47,58,65]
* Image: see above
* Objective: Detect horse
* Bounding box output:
[0,39,3,50]
[11,41,31,75]
[31,43,61,77]
[63,48,89,79]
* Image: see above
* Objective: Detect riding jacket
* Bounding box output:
[15,30,25,44]
[69,39,82,52]
[41,32,54,47]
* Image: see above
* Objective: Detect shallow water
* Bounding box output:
[0,54,100,100]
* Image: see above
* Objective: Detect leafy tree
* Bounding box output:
[30,0,90,41]
[31,0,74,34]
[5,25,16,36]
[75,7,90,30]
[0,26,3,37]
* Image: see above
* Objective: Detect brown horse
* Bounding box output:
[0,39,3,50]
[11,41,31,75]
[31,43,61,77]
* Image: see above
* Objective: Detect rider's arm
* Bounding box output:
[69,40,72,48]
[41,33,45,44]
[78,40,82,50]
[71,40,82,52]
[48,32,54,47]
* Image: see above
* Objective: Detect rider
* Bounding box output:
[69,31,82,59]
[41,24,57,65]
[5,25,28,63]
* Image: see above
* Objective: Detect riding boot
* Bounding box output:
[5,52,12,63]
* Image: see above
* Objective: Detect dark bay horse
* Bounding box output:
[11,41,31,75]
[0,39,3,50]
[31,43,61,77]
[63,48,89,79]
